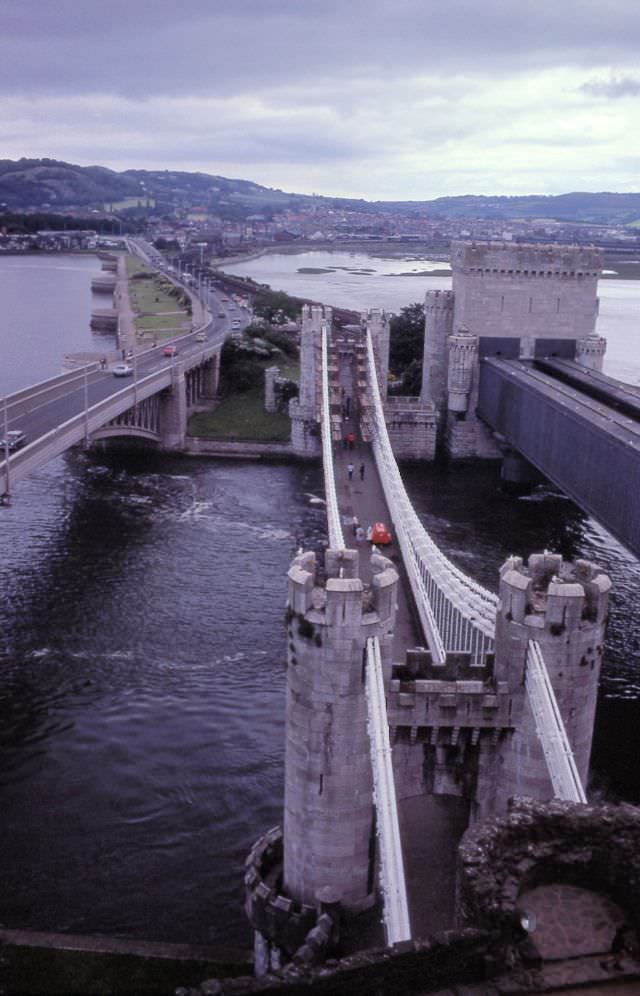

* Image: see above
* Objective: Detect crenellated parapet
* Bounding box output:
[451,240,603,278]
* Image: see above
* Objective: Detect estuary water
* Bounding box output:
[0,253,638,953]
[224,249,640,384]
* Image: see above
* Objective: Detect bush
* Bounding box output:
[262,328,297,356]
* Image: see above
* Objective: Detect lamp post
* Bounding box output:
[2,395,10,498]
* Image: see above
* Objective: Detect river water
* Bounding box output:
[0,252,638,954]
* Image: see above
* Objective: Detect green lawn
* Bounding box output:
[136,314,190,331]
[125,254,190,336]
[188,386,291,442]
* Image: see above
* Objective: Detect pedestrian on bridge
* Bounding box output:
[359,463,365,481]
[347,463,354,481]
[352,515,359,535]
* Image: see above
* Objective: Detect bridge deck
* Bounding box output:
[479,357,640,558]
[330,351,468,938]
[331,351,422,659]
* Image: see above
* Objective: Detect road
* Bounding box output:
[1,266,252,468]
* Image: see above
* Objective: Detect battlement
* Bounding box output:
[451,240,603,278]
[387,675,512,735]
[301,303,333,331]
[498,552,611,630]
[425,288,454,311]
[287,547,397,630]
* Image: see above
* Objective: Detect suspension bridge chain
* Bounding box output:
[321,325,345,550]
[525,641,587,804]
[365,637,412,945]
[364,332,498,663]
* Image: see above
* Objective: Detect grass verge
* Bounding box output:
[188,386,291,442]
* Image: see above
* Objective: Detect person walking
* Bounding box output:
[347,432,355,450]
[359,463,365,481]
[352,515,359,536]
[347,463,354,481]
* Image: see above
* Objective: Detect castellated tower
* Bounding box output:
[290,304,332,457]
[420,289,454,410]
[419,241,605,458]
[450,240,603,351]
[487,552,611,817]
[447,328,478,414]
[576,334,607,371]
[283,547,398,912]
[364,308,391,399]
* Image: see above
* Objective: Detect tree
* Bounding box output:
[253,289,298,324]
[389,302,425,374]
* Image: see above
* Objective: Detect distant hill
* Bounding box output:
[384,192,640,225]
[0,158,639,226]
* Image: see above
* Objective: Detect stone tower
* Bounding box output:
[283,547,398,911]
[420,289,454,410]
[488,552,611,815]
[576,334,607,371]
[364,308,390,400]
[419,241,605,458]
[289,304,332,457]
[450,241,603,351]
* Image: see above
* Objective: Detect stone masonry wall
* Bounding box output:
[283,548,398,914]
[451,241,602,353]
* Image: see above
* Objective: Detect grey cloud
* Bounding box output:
[580,74,640,98]
[1,0,640,100]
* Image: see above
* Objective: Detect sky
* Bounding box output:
[1,0,639,201]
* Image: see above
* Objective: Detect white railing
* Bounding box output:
[365,332,498,663]
[321,326,345,549]
[525,640,587,804]
[365,637,411,945]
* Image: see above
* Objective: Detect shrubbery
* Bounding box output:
[389,302,425,395]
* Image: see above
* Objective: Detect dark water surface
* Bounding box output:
[0,256,638,953]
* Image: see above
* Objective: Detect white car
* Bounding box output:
[112,363,133,377]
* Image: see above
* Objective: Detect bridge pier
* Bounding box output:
[499,448,543,493]
[158,368,187,448]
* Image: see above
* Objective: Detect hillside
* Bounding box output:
[0,158,639,226]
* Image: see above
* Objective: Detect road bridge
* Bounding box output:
[0,267,246,496]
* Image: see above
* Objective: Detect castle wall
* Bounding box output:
[384,397,437,460]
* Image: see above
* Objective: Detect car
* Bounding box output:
[1,429,26,451]
[194,331,207,342]
[112,363,133,377]
[371,522,392,546]
[163,345,178,357]
[218,312,226,318]
[231,320,241,328]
